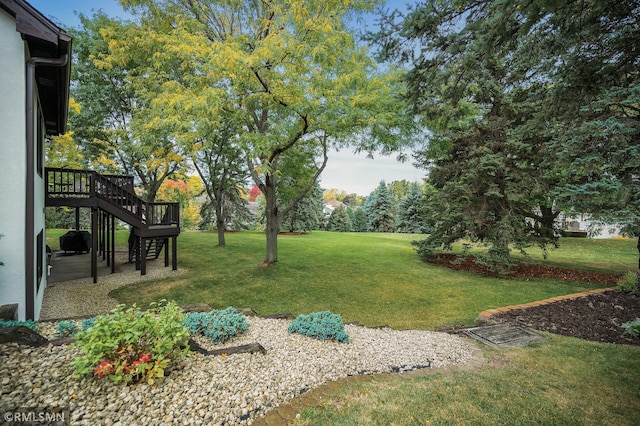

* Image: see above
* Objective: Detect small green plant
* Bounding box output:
[288,311,349,343]
[0,319,39,332]
[620,318,640,339]
[55,320,79,338]
[183,307,249,343]
[617,271,639,294]
[72,300,190,385]
[81,317,96,331]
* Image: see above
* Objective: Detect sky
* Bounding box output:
[27,0,424,196]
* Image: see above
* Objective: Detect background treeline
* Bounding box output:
[46,178,431,235]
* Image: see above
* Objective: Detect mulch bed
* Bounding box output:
[493,290,640,346]
[427,253,621,285]
[428,254,640,346]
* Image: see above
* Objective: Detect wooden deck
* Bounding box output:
[45,167,180,282]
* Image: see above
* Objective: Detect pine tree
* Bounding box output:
[367,181,396,232]
[328,206,352,232]
[396,183,426,234]
[351,207,369,232]
[373,0,565,267]
[281,183,324,233]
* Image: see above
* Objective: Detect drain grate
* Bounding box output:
[461,323,548,348]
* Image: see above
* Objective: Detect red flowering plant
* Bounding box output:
[73,301,190,384]
[93,360,114,378]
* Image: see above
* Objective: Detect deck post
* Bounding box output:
[91,207,98,283]
[100,212,105,260]
[105,213,110,267]
[172,236,177,271]
[141,238,147,275]
[135,236,140,271]
[164,238,169,267]
[110,215,115,273]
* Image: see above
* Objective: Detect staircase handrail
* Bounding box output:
[93,172,144,221]
[45,167,180,229]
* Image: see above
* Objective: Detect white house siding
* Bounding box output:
[33,91,46,320]
[560,213,622,239]
[0,9,28,319]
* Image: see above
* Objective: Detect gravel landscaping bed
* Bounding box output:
[40,253,186,320]
[1,317,475,425]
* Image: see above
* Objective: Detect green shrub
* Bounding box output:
[72,300,190,385]
[288,311,349,343]
[183,307,249,343]
[620,318,640,339]
[617,271,639,294]
[81,317,96,331]
[56,320,79,338]
[0,319,39,332]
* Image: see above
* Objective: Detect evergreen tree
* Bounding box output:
[367,181,396,232]
[351,207,369,232]
[281,183,324,233]
[373,0,565,267]
[396,183,426,234]
[528,0,640,281]
[328,206,352,232]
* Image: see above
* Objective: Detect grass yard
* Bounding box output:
[295,336,640,425]
[91,230,637,330]
[46,229,640,424]
[46,229,636,329]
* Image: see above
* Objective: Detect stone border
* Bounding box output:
[475,287,617,325]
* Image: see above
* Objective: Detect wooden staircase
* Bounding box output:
[45,167,180,282]
[129,233,166,262]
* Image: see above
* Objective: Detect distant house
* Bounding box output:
[559,213,622,239]
[0,0,72,320]
[323,199,344,218]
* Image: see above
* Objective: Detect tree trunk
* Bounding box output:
[145,180,160,205]
[263,181,279,264]
[539,205,559,240]
[637,235,640,289]
[217,223,226,247]
[215,199,226,247]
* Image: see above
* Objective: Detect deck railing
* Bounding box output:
[45,167,179,227]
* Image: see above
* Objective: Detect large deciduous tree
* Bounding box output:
[187,119,248,246]
[70,13,183,203]
[106,0,416,264]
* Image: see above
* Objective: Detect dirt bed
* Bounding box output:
[428,254,640,346]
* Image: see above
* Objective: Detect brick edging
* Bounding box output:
[475,287,618,325]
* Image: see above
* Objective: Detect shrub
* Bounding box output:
[56,320,79,338]
[81,317,96,331]
[72,300,190,385]
[620,318,640,339]
[288,311,349,343]
[184,307,248,343]
[617,271,639,294]
[0,319,39,332]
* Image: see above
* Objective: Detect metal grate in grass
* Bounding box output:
[460,323,548,348]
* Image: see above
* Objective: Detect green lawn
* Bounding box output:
[44,229,637,329]
[46,229,640,424]
[85,230,636,330]
[295,336,640,426]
